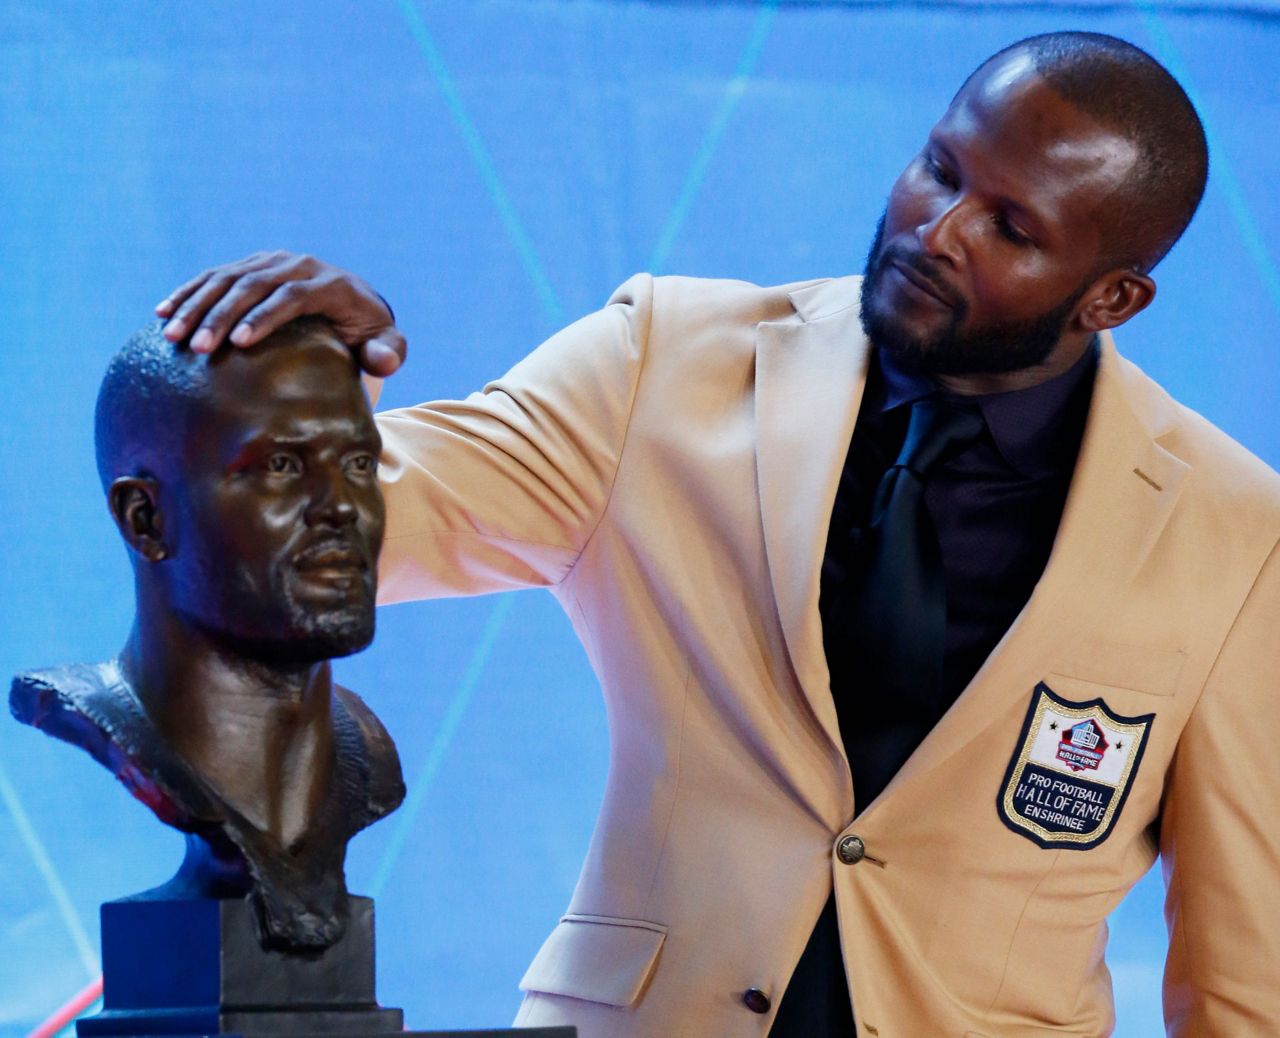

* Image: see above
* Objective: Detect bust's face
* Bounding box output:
[161,327,385,662]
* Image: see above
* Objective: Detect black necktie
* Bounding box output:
[830,397,986,740]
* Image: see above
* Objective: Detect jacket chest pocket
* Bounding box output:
[519,913,669,1008]
[1046,639,1187,698]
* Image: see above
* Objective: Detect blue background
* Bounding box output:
[1,2,1277,1034]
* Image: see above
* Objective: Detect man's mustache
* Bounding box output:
[878,243,963,311]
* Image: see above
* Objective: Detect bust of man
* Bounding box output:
[10,319,404,951]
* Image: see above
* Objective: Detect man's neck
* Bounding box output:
[120,588,335,849]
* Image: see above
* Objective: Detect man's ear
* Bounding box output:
[1076,270,1157,333]
[108,477,168,562]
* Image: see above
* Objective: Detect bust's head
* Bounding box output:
[95,319,385,664]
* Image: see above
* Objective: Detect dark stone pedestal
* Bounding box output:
[76,894,574,1037]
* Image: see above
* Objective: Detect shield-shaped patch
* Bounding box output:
[997,683,1155,850]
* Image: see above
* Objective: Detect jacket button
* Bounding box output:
[837,834,866,865]
[742,987,771,1014]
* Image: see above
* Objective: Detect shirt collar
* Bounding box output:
[875,339,1099,479]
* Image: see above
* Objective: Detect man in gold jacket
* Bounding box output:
[156,31,1280,1038]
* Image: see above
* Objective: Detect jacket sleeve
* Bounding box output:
[372,274,653,604]
[1161,536,1280,1034]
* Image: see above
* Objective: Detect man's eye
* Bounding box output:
[926,156,956,188]
[994,213,1031,246]
[265,454,301,475]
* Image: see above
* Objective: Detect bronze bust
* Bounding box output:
[10,319,404,952]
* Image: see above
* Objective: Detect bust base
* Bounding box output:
[74,894,573,1037]
[81,1024,571,1038]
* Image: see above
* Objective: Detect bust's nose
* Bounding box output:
[304,466,358,527]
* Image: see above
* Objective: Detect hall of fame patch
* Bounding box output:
[997,683,1154,850]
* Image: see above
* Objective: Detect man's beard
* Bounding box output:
[859,212,1088,377]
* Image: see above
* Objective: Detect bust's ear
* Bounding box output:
[108,477,168,562]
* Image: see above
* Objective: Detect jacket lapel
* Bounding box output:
[755,277,869,762]
[870,334,1191,810]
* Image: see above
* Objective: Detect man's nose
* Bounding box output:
[304,467,359,527]
[917,196,967,266]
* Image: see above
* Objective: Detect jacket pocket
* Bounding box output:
[519,913,669,1008]
[1047,640,1186,697]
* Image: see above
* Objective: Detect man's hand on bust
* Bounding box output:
[155,251,406,377]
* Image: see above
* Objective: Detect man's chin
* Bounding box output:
[862,303,1064,379]
[860,264,1086,379]
[860,303,956,376]
[874,338,947,375]
[876,338,1007,378]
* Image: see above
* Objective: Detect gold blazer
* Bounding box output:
[374,274,1280,1037]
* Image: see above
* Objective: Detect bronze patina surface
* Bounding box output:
[11,320,403,952]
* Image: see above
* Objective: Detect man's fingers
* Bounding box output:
[196,269,317,351]
[158,251,301,346]
[156,253,399,374]
[155,267,215,319]
[156,251,282,320]
[162,270,248,347]
[358,328,407,377]
[231,278,333,348]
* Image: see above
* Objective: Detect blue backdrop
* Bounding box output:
[2,2,1277,1034]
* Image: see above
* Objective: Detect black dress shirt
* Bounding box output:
[768,341,1098,1037]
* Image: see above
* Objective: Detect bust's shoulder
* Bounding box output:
[7,659,201,827]
[332,684,392,745]
[10,659,130,733]
[332,685,406,819]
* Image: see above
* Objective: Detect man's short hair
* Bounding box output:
[967,31,1209,273]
